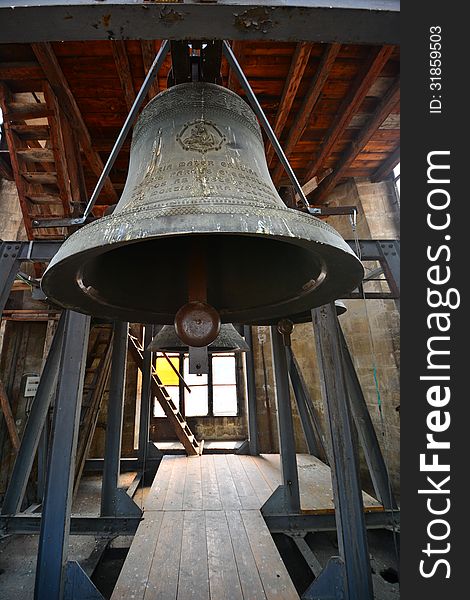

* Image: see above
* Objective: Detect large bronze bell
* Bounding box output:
[148,324,249,353]
[41,82,363,325]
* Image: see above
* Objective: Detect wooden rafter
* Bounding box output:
[227,41,245,92]
[272,43,341,186]
[31,43,118,204]
[371,145,400,182]
[266,42,312,166]
[141,40,161,100]
[0,155,13,180]
[303,45,395,186]
[310,77,400,204]
[111,41,135,112]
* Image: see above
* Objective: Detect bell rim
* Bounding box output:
[41,208,363,326]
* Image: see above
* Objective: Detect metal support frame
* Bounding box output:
[0,514,141,536]
[0,241,22,314]
[138,325,155,464]
[101,322,141,518]
[310,303,373,600]
[34,310,91,600]
[286,346,327,461]
[243,325,259,455]
[1,312,66,515]
[338,324,398,510]
[0,2,400,45]
[262,326,301,514]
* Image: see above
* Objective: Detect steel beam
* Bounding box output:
[1,312,66,515]
[100,321,128,517]
[138,325,153,463]
[286,346,327,461]
[312,303,373,600]
[264,509,400,534]
[0,515,141,536]
[267,326,300,514]
[243,325,259,455]
[0,2,400,45]
[0,241,22,314]
[34,311,91,600]
[338,324,398,510]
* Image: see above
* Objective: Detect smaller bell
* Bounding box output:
[147,323,249,354]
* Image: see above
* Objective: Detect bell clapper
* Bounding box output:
[175,238,221,374]
[277,319,294,347]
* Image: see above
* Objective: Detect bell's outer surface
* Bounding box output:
[41,83,364,324]
[148,323,249,353]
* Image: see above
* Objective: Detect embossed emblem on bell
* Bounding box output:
[41,82,364,325]
[148,324,249,354]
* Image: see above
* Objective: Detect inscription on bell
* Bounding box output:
[177,120,226,153]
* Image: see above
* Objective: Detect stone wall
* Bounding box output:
[250,177,401,498]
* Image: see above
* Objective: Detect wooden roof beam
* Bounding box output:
[271,43,341,187]
[141,40,161,101]
[112,41,136,113]
[266,42,312,166]
[227,41,245,93]
[303,45,395,187]
[310,77,400,204]
[31,43,118,204]
[371,145,400,183]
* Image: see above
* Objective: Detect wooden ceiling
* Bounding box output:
[0,40,400,241]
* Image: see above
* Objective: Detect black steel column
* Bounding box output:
[312,303,373,600]
[100,321,128,516]
[138,325,153,462]
[286,346,325,460]
[270,326,300,513]
[34,311,90,600]
[338,325,397,509]
[243,325,259,455]
[1,312,66,515]
[0,242,21,314]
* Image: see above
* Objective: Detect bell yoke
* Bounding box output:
[41,82,363,333]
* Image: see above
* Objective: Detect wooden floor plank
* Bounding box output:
[205,511,243,600]
[213,455,242,510]
[201,455,223,511]
[144,510,184,600]
[225,455,262,509]
[238,456,274,505]
[225,511,267,600]
[177,511,210,600]
[241,510,300,600]
[111,512,164,600]
[163,456,187,511]
[145,455,177,511]
[183,457,203,510]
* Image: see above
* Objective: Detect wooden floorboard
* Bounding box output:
[112,453,383,599]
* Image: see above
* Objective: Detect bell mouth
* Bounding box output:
[42,231,361,325]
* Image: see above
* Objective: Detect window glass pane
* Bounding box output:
[185,386,208,416]
[155,353,180,386]
[183,355,208,386]
[213,385,238,416]
[153,386,179,417]
[212,354,236,385]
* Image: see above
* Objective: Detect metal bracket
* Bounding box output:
[260,485,294,516]
[302,557,346,600]
[113,488,142,518]
[64,561,104,600]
